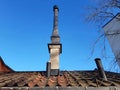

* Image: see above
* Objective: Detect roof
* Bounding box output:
[0,57,14,72]
[103,13,120,28]
[0,70,120,88]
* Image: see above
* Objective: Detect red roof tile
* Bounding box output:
[0,57,14,72]
[0,70,120,88]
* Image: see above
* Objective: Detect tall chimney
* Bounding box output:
[47,5,62,75]
[95,58,107,81]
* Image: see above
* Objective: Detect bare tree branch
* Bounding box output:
[86,0,120,71]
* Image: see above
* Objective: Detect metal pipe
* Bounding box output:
[46,61,51,77]
[95,58,107,81]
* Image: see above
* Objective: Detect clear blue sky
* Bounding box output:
[0,0,115,71]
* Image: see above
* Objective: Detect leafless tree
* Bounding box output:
[86,0,120,25]
[86,0,120,71]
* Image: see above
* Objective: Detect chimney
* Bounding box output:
[95,58,107,81]
[47,5,62,76]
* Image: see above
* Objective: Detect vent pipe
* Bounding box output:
[46,62,51,77]
[95,58,107,81]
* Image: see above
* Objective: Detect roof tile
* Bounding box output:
[0,71,120,87]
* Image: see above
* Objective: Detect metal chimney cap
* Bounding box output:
[53,5,59,11]
[95,58,101,61]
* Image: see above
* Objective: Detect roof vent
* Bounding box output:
[46,61,51,77]
[95,58,107,81]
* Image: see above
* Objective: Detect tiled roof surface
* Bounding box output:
[0,70,120,87]
[0,57,14,72]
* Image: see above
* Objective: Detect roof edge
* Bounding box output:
[103,13,120,28]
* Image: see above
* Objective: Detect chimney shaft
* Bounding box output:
[51,5,60,44]
[95,58,107,81]
[53,5,59,33]
[47,5,62,76]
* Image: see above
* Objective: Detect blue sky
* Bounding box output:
[0,0,115,71]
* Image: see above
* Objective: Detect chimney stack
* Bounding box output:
[95,58,107,81]
[47,5,62,76]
